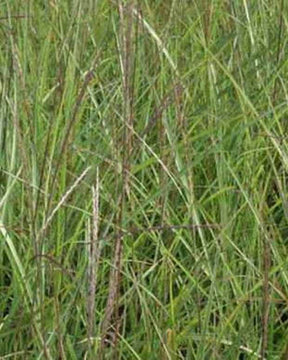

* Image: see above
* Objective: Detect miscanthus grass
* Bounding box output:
[1,0,288,359]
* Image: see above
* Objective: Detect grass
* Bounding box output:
[1,0,288,358]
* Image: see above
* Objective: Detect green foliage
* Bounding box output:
[1,0,288,358]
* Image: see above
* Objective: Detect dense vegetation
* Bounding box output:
[1,1,288,358]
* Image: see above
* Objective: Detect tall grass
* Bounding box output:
[1,0,288,358]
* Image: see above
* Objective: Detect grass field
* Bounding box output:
[1,1,288,359]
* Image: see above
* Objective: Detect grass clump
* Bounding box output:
[1,0,288,359]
